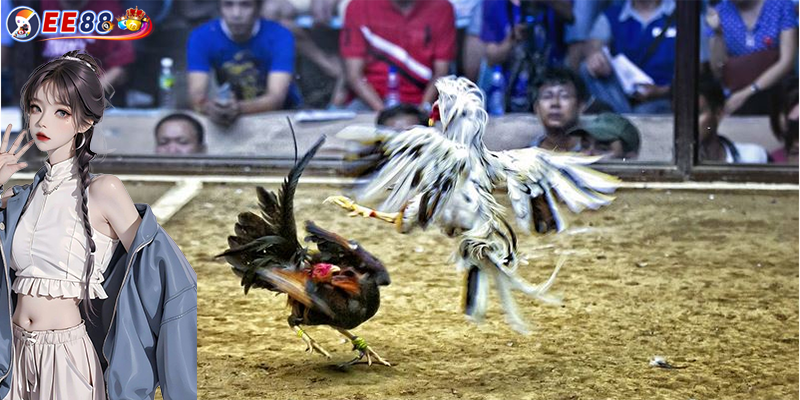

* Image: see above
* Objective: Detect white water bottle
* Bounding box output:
[385,66,400,107]
[488,65,506,116]
[158,57,175,108]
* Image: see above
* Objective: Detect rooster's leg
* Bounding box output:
[324,196,402,226]
[292,325,331,359]
[335,328,391,367]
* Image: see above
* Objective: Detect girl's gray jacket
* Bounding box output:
[0,167,198,400]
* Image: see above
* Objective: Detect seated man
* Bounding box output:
[155,113,207,155]
[570,112,641,160]
[698,78,768,163]
[529,67,586,152]
[581,0,676,114]
[187,0,297,126]
[339,0,456,111]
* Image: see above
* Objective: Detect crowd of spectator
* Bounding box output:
[0,0,797,164]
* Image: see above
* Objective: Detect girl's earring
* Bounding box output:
[75,132,86,150]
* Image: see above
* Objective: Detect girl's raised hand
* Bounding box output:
[0,124,35,187]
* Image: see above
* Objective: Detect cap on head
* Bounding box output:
[571,113,641,153]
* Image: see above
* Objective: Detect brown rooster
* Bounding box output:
[218,136,391,366]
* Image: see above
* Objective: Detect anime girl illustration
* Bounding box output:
[0,51,197,399]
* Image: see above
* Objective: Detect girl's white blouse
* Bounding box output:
[10,157,119,299]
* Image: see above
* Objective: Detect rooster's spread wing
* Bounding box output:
[493,147,620,234]
[356,126,471,226]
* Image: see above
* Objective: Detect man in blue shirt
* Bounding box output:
[187,0,297,125]
[580,0,676,114]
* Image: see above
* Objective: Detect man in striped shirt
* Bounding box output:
[340,0,456,111]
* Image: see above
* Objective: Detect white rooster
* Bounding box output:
[327,76,619,334]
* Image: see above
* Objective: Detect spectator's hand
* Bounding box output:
[724,89,751,116]
[632,84,670,102]
[311,0,338,26]
[585,51,612,78]
[203,100,228,125]
[204,100,241,126]
[510,23,528,42]
[705,7,721,34]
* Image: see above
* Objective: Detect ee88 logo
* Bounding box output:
[41,10,114,35]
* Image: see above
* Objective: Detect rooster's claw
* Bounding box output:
[336,329,391,367]
[293,326,331,359]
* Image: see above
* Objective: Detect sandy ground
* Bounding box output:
[167,184,798,400]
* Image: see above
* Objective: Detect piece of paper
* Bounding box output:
[294,110,358,123]
[602,47,654,96]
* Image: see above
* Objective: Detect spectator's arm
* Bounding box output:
[186,27,212,113]
[706,7,727,81]
[566,14,608,70]
[725,27,798,115]
[422,60,451,106]
[581,13,612,77]
[237,72,292,113]
[187,72,210,113]
[485,27,517,65]
[481,0,515,65]
[485,41,511,66]
[632,83,671,102]
[339,0,381,109]
[751,28,797,93]
[462,35,486,81]
[708,32,727,80]
[344,57,384,111]
[424,0,455,104]
[542,0,574,23]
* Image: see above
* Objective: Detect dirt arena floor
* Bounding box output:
[170,183,798,400]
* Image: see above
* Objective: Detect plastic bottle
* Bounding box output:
[158,57,175,108]
[216,82,233,106]
[385,66,401,108]
[487,65,506,116]
[509,69,530,112]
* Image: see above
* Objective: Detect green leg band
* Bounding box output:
[352,337,368,352]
